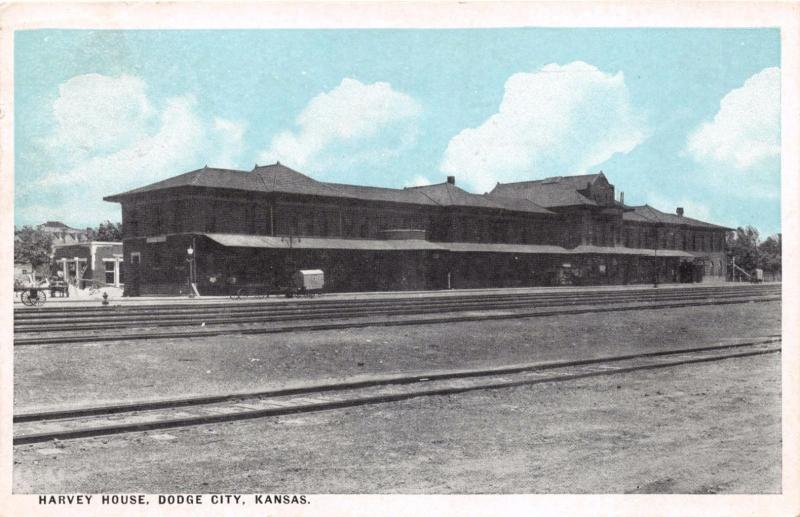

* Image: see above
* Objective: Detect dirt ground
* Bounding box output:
[14,301,781,410]
[13,352,781,493]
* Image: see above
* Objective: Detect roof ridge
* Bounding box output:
[446,183,457,205]
[252,164,271,192]
[416,187,444,207]
[636,205,661,223]
[404,181,448,189]
[323,181,407,193]
[493,192,552,211]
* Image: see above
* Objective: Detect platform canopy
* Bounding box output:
[204,233,445,251]
[571,245,695,258]
[203,233,696,257]
[443,242,571,254]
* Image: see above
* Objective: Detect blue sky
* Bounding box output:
[14,28,781,236]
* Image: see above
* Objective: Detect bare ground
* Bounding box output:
[14,301,781,410]
[13,352,781,493]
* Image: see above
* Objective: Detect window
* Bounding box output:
[245,205,255,234]
[320,214,330,236]
[130,252,141,265]
[104,260,115,285]
[302,212,314,235]
[204,201,217,232]
[127,208,139,236]
[175,200,189,232]
[151,245,164,269]
[153,205,163,233]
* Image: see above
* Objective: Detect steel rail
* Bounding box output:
[13,338,781,445]
[13,287,780,332]
[12,284,780,322]
[13,294,781,346]
[13,284,780,318]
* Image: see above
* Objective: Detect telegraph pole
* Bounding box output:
[186,237,196,297]
[653,224,659,288]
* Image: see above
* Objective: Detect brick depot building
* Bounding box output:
[104,163,729,296]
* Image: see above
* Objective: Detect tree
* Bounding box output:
[92,221,123,241]
[758,233,781,277]
[14,225,53,273]
[726,226,760,277]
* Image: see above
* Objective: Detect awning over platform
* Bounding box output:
[572,245,695,258]
[443,242,570,254]
[202,233,695,257]
[204,233,444,251]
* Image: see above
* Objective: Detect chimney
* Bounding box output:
[676,207,684,217]
[620,192,625,205]
[447,176,455,185]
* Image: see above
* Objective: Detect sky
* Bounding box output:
[14,28,781,236]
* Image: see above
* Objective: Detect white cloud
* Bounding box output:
[37,94,204,190]
[646,195,712,223]
[686,67,780,169]
[406,175,433,187]
[440,61,648,193]
[49,74,155,155]
[209,117,247,169]
[19,74,246,225]
[258,78,421,173]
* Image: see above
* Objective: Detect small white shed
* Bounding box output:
[293,269,325,291]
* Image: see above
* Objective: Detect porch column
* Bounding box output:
[114,256,122,287]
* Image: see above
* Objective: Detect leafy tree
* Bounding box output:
[726,226,760,277]
[758,233,781,276]
[726,227,782,279]
[92,221,123,241]
[14,225,53,272]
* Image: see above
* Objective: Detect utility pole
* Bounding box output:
[186,236,197,297]
[653,224,659,288]
[281,228,301,292]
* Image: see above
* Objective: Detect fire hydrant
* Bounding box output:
[102,291,109,306]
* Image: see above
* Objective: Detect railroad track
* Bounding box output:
[13,285,780,346]
[13,337,781,445]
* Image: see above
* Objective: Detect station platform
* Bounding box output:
[12,279,772,308]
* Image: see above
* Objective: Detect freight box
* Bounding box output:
[293,269,325,293]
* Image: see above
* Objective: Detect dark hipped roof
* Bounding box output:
[103,166,260,200]
[489,173,603,208]
[41,221,72,228]
[104,164,552,214]
[406,182,500,209]
[403,182,553,214]
[105,163,346,201]
[478,194,554,214]
[623,205,731,230]
[322,182,440,206]
[253,163,342,197]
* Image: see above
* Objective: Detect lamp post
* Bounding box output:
[653,224,659,288]
[281,232,301,294]
[187,244,195,298]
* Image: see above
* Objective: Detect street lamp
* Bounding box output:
[281,233,301,275]
[187,245,195,298]
[653,224,660,288]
